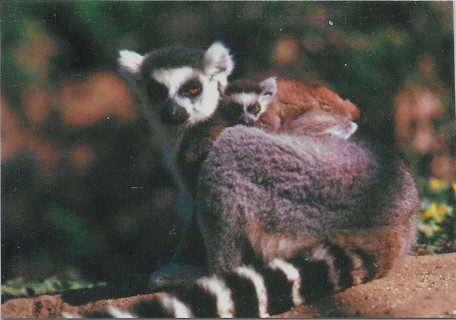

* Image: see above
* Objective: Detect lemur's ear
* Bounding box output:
[204,42,234,91]
[258,77,277,107]
[118,50,146,76]
[259,77,278,97]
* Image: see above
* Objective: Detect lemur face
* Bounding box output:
[221,77,277,125]
[149,67,212,125]
[118,42,234,126]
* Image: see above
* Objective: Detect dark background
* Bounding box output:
[2,1,454,283]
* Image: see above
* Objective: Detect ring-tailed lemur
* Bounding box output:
[221,77,359,139]
[105,43,419,318]
[254,77,360,132]
[118,42,235,269]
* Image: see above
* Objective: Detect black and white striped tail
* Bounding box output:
[108,242,377,318]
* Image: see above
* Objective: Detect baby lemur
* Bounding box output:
[252,76,360,130]
[223,76,359,138]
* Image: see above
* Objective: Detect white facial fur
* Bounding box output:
[230,92,262,124]
[118,42,234,127]
[152,67,198,96]
[152,67,222,125]
[230,77,279,125]
[236,77,278,124]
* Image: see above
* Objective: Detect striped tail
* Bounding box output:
[108,242,378,318]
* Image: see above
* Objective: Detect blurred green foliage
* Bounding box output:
[1,1,455,284]
[1,276,104,299]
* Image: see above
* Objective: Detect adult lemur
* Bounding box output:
[107,42,419,318]
[118,41,234,150]
[118,42,235,269]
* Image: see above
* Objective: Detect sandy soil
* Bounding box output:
[2,253,456,318]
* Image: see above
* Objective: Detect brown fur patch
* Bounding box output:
[255,78,360,132]
[328,227,407,279]
[244,220,320,262]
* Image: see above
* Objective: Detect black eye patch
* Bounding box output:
[179,79,202,98]
[148,80,169,102]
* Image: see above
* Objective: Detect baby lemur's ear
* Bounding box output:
[118,50,147,77]
[259,77,278,97]
[258,77,278,106]
[204,42,235,92]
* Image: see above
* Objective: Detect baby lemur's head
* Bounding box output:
[219,77,277,125]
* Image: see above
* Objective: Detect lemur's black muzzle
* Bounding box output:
[160,102,190,124]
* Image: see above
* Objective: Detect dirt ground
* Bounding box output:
[2,253,456,318]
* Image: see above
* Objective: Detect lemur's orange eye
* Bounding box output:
[247,103,261,115]
[188,87,200,95]
[180,79,202,97]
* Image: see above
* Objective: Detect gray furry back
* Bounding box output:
[197,125,418,275]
